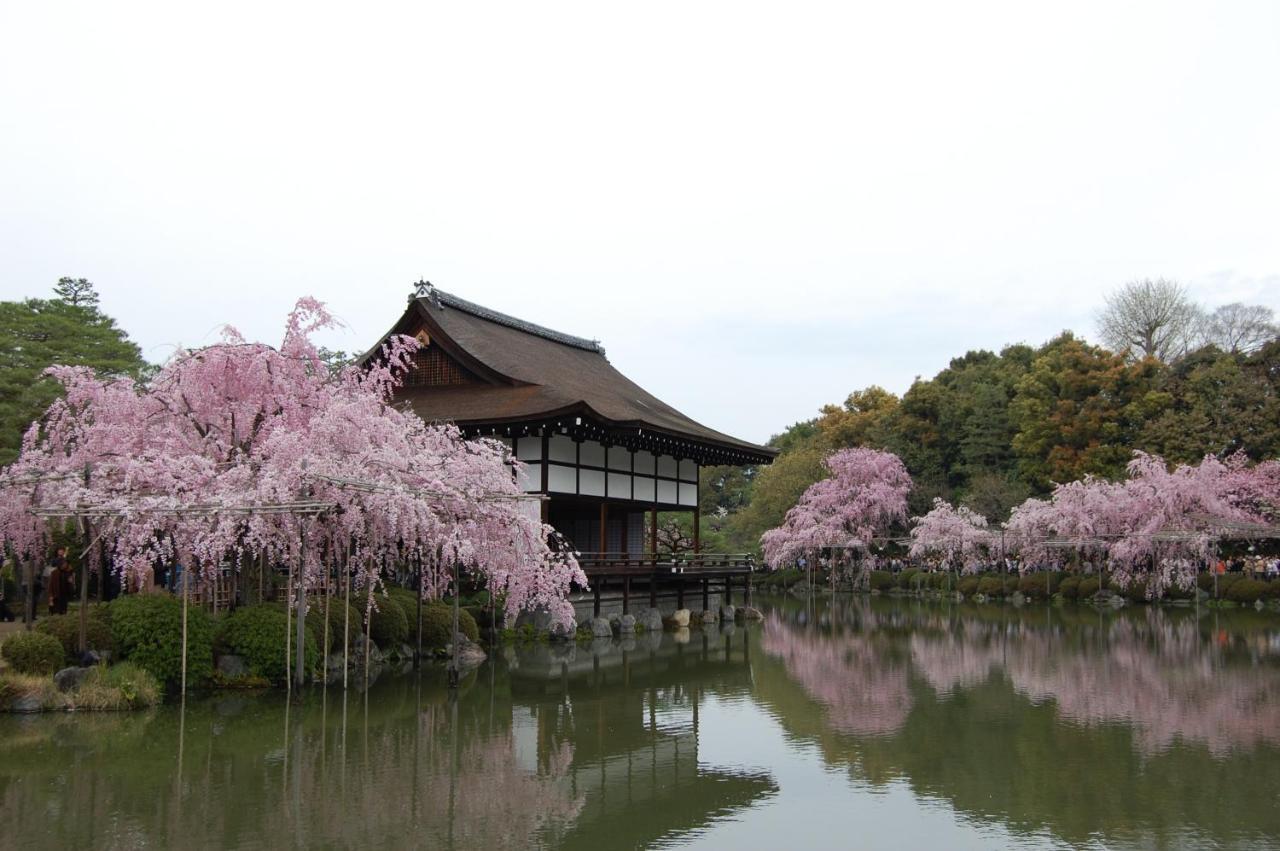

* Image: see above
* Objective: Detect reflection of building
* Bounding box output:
[364,284,776,617]
[508,628,775,849]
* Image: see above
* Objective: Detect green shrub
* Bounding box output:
[957,576,979,596]
[420,602,480,650]
[1,631,66,675]
[1018,574,1051,601]
[925,572,948,590]
[869,570,895,592]
[36,608,114,663]
[976,576,1004,597]
[367,594,409,648]
[897,568,920,589]
[1226,578,1267,604]
[1003,576,1019,595]
[111,594,214,689]
[1059,576,1081,600]
[1077,577,1101,598]
[1261,580,1280,600]
[217,605,318,683]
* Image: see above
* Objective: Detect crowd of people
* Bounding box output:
[0,547,78,623]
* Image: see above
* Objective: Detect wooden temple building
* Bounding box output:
[363,282,776,618]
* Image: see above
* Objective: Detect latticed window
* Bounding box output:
[403,347,477,387]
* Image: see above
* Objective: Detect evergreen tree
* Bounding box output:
[0,279,146,464]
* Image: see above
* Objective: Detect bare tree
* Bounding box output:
[1200,302,1278,354]
[1097,278,1201,361]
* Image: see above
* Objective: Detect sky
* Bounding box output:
[2,1,1278,445]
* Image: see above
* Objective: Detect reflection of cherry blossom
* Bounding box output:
[904,608,1280,757]
[760,612,912,736]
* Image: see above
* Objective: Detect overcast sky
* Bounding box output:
[2,1,1278,444]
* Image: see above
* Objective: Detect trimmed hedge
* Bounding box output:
[976,576,1005,597]
[420,602,480,650]
[1,631,66,675]
[368,594,409,648]
[1077,577,1101,598]
[217,605,319,683]
[869,570,896,592]
[897,568,921,589]
[957,576,980,596]
[1225,578,1268,604]
[1058,576,1081,600]
[111,594,214,689]
[36,607,114,663]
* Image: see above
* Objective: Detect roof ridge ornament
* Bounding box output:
[411,279,442,308]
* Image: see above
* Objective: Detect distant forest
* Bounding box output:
[698,324,1280,554]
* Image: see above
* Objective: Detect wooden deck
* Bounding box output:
[577,552,755,616]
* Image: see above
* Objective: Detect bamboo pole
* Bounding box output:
[415,557,423,671]
[363,581,372,690]
[285,559,293,696]
[181,565,190,694]
[295,529,307,691]
[343,548,351,691]
[78,464,91,655]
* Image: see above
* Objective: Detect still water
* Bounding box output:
[3,596,1280,850]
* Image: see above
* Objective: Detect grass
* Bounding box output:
[0,662,161,712]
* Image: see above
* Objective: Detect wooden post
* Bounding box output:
[623,576,630,615]
[745,574,753,606]
[725,576,732,606]
[648,574,657,608]
[593,581,601,618]
[677,579,684,610]
[599,502,608,558]
[649,508,658,567]
[702,578,709,611]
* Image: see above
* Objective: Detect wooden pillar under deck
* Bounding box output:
[623,576,631,614]
[593,582,602,618]
[677,579,685,610]
[648,574,657,608]
[599,502,608,556]
[725,576,732,605]
[649,508,658,566]
[702,578,709,611]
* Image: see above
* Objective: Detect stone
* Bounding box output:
[700,610,718,626]
[11,694,44,712]
[618,614,636,634]
[663,609,691,629]
[719,605,736,622]
[397,643,416,661]
[450,634,487,669]
[53,666,89,693]
[608,613,622,630]
[590,616,613,639]
[548,617,577,642]
[737,606,764,621]
[352,635,384,667]
[79,650,103,667]
[516,608,555,633]
[640,607,664,632]
[216,654,250,679]
[1010,591,1026,607]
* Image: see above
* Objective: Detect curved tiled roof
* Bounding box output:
[368,287,775,464]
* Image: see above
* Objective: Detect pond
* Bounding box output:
[3,595,1280,850]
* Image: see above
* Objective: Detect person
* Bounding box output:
[46,547,67,614]
[0,556,16,622]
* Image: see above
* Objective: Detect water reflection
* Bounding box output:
[758,597,1280,848]
[3,601,1280,849]
[0,627,772,851]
